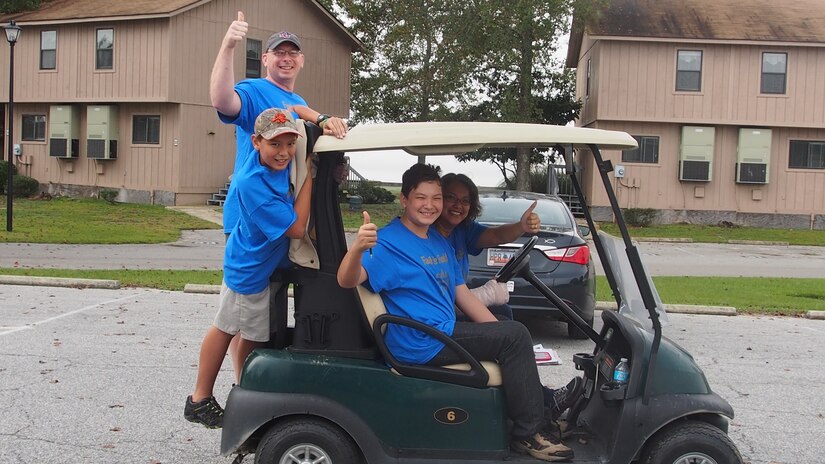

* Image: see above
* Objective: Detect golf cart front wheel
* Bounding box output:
[254,417,361,464]
[641,421,742,464]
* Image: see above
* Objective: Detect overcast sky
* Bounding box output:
[347,151,506,187]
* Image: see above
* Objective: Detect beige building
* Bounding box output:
[0,0,358,205]
[567,0,825,229]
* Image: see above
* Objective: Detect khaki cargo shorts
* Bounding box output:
[213,281,283,342]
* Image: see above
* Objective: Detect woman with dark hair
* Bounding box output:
[433,173,541,320]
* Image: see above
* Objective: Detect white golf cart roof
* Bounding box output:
[313,121,638,156]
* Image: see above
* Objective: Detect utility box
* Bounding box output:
[679,126,714,182]
[49,105,80,158]
[736,128,771,184]
[87,105,118,159]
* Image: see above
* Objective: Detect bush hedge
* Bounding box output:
[12,174,40,198]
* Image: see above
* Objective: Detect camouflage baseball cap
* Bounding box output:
[254,108,302,140]
[266,31,301,51]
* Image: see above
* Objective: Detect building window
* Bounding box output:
[761,52,787,94]
[246,39,262,78]
[132,115,161,144]
[22,115,47,141]
[96,28,114,70]
[585,58,591,97]
[676,50,702,91]
[623,136,659,164]
[789,140,825,169]
[40,30,57,70]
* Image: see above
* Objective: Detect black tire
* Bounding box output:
[567,315,593,339]
[641,421,743,464]
[254,417,362,464]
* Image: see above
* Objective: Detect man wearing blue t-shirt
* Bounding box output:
[210,12,351,379]
[337,164,573,462]
[210,11,348,235]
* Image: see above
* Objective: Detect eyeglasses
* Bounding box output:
[444,194,471,206]
[270,49,302,58]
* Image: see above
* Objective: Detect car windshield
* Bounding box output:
[478,197,571,228]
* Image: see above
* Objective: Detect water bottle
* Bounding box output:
[613,357,630,384]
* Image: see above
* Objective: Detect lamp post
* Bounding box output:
[3,20,20,232]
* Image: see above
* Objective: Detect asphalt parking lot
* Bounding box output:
[1,284,823,463]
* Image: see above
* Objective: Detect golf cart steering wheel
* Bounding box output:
[494,235,538,283]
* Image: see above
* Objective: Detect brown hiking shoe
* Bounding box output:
[544,419,574,442]
[511,430,574,462]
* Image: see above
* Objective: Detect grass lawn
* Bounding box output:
[340,202,402,229]
[598,222,825,246]
[0,268,222,291]
[596,276,825,314]
[0,196,219,244]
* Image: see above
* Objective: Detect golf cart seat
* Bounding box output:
[356,285,502,388]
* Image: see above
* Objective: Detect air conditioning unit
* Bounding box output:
[679,126,715,182]
[736,128,771,184]
[48,105,79,158]
[87,105,118,160]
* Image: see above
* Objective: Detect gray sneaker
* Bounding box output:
[550,376,583,420]
[184,395,224,429]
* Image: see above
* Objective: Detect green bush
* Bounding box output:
[351,181,395,204]
[11,174,40,198]
[99,188,119,204]
[623,208,658,227]
[0,160,17,194]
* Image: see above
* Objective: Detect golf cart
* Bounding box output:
[220,122,742,464]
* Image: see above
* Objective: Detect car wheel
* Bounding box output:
[641,421,742,464]
[254,417,361,464]
[567,315,593,339]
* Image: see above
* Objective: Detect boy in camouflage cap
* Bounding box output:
[185,108,312,428]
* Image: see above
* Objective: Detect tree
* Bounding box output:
[324,0,478,124]
[0,0,47,14]
[456,68,581,187]
[320,0,592,181]
[453,0,586,191]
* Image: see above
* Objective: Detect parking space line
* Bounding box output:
[0,293,142,337]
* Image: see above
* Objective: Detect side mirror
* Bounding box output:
[578,225,591,237]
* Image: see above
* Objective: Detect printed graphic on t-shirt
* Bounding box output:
[421,252,452,296]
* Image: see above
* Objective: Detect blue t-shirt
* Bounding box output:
[223,150,296,294]
[362,218,464,364]
[443,221,488,279]
[219,78,308,234]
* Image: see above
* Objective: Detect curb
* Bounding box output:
[183,284,295,298]
[632,237,693,243]
[182,284,221,294]
[596,301,736,316]
[727,239,789,246]
[0,275,120,289]
[806,310,825,320]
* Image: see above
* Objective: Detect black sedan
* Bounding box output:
[465,190,595,338]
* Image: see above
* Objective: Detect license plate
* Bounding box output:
[487,248,515,267]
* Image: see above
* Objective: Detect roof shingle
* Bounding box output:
[2,0,203,22]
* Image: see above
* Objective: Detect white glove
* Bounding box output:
[470,279,510,307]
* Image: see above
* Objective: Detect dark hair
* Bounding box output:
[441,173,482,223]
[401,163,441,196]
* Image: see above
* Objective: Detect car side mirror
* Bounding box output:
[578,225,591,237]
